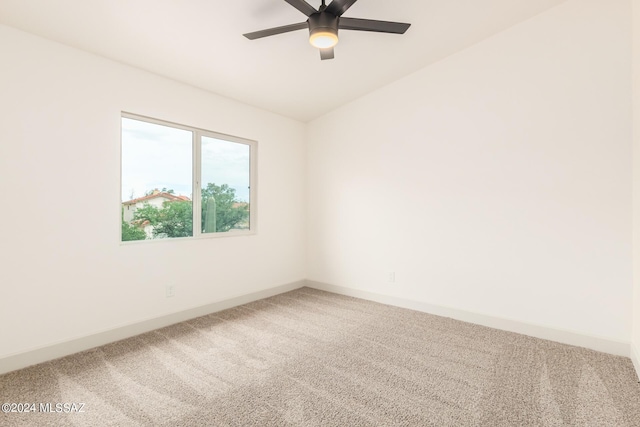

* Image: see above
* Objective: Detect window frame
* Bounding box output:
[120,112,257,243]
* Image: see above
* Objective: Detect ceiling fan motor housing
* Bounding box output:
[308,12,339,38]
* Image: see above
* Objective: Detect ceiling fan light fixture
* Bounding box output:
[309,28,338,48]
[242,0,411,61]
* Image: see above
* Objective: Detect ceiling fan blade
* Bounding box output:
[285,0,318,17]
[320,47,335,60]
[243,22,308,40]
[339,17,410,34]
[325,0,358,17]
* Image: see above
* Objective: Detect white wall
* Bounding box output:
[632,0,640,374]
[0,24,306,359]
[308,0,633,342]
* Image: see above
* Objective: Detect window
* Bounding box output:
[121,113,256,242]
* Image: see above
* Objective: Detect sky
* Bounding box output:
[121,117,250,202]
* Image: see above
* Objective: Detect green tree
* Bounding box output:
[201,183,249,232]
[130,184,247,239]
[121,208,146,241]
[122,221,147,241]
[134,201,193,238]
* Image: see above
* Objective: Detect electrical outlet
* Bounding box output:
[166,285,175,298]
[387,272,395,283]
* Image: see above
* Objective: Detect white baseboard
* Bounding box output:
[306,281,630,357]
[3,280,633,377]
[632,342,640,382]
[0,280,305,375]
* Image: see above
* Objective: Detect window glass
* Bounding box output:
[201,136,251,234]
[120,114,256,242]
[121,117,193,241]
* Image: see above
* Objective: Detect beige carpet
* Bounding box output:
[1,287,639,426]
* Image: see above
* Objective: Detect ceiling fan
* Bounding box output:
[243,0,411,60]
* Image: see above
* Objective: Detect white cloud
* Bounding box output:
[121,118,250,202]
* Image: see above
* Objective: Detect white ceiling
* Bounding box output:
[0,0,567,122]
